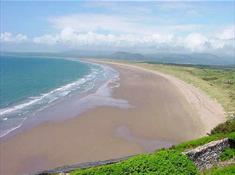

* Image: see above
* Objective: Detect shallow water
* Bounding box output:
[0,56,125,138]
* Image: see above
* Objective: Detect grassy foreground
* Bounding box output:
[67,132,235,175]
[135,63,235,116]
[71,150,199,175]
[202,164,235,175]
[59,63,235,175]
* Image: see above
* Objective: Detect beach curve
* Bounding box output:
[0,60,226,175]
[94,60,226,135]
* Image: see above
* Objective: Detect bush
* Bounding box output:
[220,148,235,161]
[211,119,235,135]
[228,132,235,140]
[71,150,199,175]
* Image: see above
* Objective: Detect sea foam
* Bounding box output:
[0,60,107,138]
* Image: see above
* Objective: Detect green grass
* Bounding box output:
[172,132,235,152]
[220,148,235,161]
[172,134,226,152]
[202,164,235,175]
[136,63,235,115]
[68,132,235,175]
[71,150,199,175]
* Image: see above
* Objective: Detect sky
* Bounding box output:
[0,0,235,55]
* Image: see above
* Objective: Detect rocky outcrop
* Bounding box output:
[183,138,235,170]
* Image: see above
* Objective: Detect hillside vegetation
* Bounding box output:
[71,150,199,175]
[68,132,234,175]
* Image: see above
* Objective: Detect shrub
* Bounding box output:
[228,132,235,140]
[70,150,199,175]
[220,148,235,161]
[211,119,235,135]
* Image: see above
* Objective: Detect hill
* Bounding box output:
[109,51,145,61]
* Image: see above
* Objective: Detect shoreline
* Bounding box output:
[93,60,226,134]
[0,60,226,175]
[0,59,120,139]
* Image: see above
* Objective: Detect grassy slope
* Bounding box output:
[202,164,235,175]
[172,132,235,152]
[135,63,235,116]
[69,132,235,175]
[71,150,199,175]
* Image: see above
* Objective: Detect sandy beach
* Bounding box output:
[0,61,225,175]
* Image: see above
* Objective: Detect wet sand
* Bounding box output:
[0,62,225,175]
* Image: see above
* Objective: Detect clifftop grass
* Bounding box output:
[69,132,234,175]
[71,150,199,175]
[171,132,235,152]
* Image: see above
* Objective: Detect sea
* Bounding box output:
[0,55,122,138]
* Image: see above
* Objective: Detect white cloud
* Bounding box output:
[48,13,203,35]
[31,26,235,54]
[0,32,28,43]
[216,26,235,40]
[33,34,59,45]
[33,28,176,48]
[3,13,234,54]
[184,33,208,51]
[49,14,134,34]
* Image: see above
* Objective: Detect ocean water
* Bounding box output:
[0,55,117,137]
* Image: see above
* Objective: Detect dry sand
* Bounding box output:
[0,62,225,175]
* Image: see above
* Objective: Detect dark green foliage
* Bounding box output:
[220,148,235,161]
[71,150,199,175]
[228,132,235,140]
[202,164,235,175]
[202,76,218,81]
[211,119,235,135]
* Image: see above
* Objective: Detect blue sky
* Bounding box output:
[0,1,235,54]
